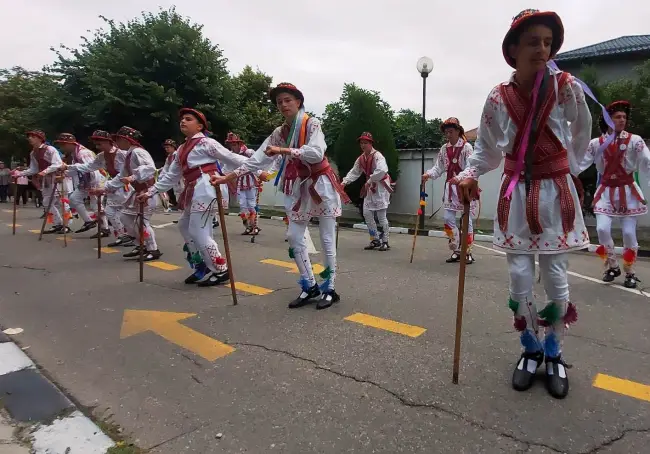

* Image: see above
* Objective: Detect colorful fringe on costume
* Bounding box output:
[595,244,607,262]
[622,248,636,268]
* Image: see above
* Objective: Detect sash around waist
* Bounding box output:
[503,154,570,180]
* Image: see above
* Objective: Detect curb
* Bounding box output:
[0,327,115,453]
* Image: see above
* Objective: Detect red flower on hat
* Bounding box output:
[357,132,374,142]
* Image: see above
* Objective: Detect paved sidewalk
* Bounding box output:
[0,412,29,454]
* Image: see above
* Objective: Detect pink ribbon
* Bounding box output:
[503,70,544,200]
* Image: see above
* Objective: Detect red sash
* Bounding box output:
[176,136,210,210]
[592,133,642,212]
[292,157,350,211]
[358,151,393,197]
[124,149,155,192]
[444,142,465,202]
[497,72,576,235]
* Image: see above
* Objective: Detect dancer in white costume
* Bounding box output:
[579,100,650,288]
[139,108,249,286]
[13,130,67,233]
[107,126,162,261]
[423,118,478,263]
[455,9,591,399]
[342,132,393,251]
[211,82,350,309]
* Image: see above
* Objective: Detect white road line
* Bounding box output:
[152,222,176,229]
[472,243,649,299]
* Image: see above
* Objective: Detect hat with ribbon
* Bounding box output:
[90,130,113,142]
[115,126,143,146]
[54,133,78,145]
[269,82,304,106]
[179,108,211,134]
[225,132,244,144]
[357,132,375,143]
[163,138,177,148]
[502,9,564,68]
[26,130,46,142]
[440,117,465,136]
[599,100,631,133]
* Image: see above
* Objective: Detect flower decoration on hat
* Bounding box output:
[115,126,143,146]
[269,82,304,105]
[163,138,177,148]
[54,133,78,145]
[26,130,46,141]
[357,132,374,142]
[90,130,113,142]
[502,9,564,68]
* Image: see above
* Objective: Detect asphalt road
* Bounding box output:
[1,205,649,454]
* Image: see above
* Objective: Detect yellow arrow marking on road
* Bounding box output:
[146,261,181,271]
[120,310,234,361]
[260,258,324,275]
[593,373,650,402]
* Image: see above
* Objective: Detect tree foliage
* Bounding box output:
[330,85,399,208]
[231,66,283,147]
[0,67,63,164]
[392,108,444,149]
[45,7,239,162]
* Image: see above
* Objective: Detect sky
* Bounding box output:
[2,0,649,131]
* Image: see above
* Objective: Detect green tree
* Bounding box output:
[46,7,240,162]
[392,108,444,149]
[322,83,394,153]
[0,67,63,164]
[333,87,398,209]
[231,65,282,146]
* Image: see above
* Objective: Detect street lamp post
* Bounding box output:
[416,56,433,230]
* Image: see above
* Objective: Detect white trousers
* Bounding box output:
[507,253,572,358]
[238,187,257,213]
[120,212,158,251]
[596,214,638,273]
[287,217,336,291]
[69,189,93,223]
[105,205,125,238]
[443,209,473,252]
[364,208,389,243]
[178,208,226,273]
[43,183,63,225]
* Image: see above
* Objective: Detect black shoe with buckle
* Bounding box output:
[603,267,621,283]
[378,242,390,251]
[289,284,321,308]
[466,253,475,264]
[123,246,142,258]
[446,251,461,263]
[75,221,97,233]
[624,273,640,289]
[89,229,111,239]
[545,355,570,399]
[512,351,544,392]
[364,239,381,250]
[142,249,162,261]
[316,290,340,310]
[197,269,230,287]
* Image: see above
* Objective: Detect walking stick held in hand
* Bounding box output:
[12,178,18,235]
[138,201,144,282]
[409,183,426,264]
[96,194,102,259]
[39,179,58,241]
[452,202,471,384]
[215,183,238,306]
[60,180,68,247]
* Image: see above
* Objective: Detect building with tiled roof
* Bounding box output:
[555,35,650,83]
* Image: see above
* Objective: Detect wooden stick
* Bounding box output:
[409,184,424,264]
[12,179,18,235]
[335,219,340,250]
[60,181,67,247]
[39,180,58,241]
[97,195,102,259]
[139,201,144,282]
[216,188,238,306]
[452,202,471,384]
